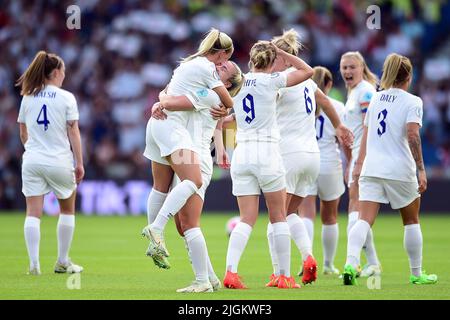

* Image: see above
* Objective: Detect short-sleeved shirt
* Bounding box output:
[17,85,79,169]
[361,88,423,182]
[277,69,319,155]
[165,56,224,126]
[233,72,287,144]
[186,88,220,176]
[343,80,376,152]
[316,97,345,173]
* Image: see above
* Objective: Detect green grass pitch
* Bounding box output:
[0,212,448,300]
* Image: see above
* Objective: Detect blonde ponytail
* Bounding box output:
[380,53,413,89]
[249,41,277,70]
[16,50,63,96]
[312,66,333,92]
[341,51,378,87]
[272,28,303,55]
[182,28,234,63]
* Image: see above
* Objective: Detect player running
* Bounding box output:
[340,51,381,277]
[343,53,437,286]
[16,51,84,275]
[299,66,347,276]
[265,31,353,287]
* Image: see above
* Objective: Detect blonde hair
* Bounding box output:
[249,41,277,70]
[341,51,378,87]
[182,28,234,63]
[16,50,63,96]
[380,53,413,89]
[312,66,333,92]
[272,28,303,55]
[227,62,244,97]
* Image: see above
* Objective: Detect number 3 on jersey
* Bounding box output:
[243,94,255,124]
[37,104,50,131]
[377,109,387,137]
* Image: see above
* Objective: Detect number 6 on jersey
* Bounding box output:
[37,104,50,131]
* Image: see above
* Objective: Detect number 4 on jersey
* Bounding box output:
[37,104,50,131]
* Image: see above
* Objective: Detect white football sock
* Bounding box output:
[346,219,370,268]
[151,180,198,231]
[286,213,312,261]
[183,232,217,281]
[322,223,339,268]
[146,189,167,224]
[266,223,279,276]
[225,222,252,273]
[184,227,208,282]
[363,228,380,266]
[302,217,314,245]
[272,222,291,277]
[347,211,359,235]
[404,224,423,277]
[57,214,75,265]
[24,216,40,269]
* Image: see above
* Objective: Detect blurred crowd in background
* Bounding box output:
[1,0,450,208]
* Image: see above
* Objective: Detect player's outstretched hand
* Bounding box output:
[75,164,85,184]
[336,124,354,148]
[210,104,229,120]
[418,170,427,194]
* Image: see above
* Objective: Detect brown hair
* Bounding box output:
[16,50,63,96]
[341,51,378,88]
[249,41,277,70]
[312,66,333,92]
[272,28,303,56]
[182,28,234,63]
[380,53,413,89]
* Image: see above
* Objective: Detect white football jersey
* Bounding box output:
[361,88,423,182]
[165,56,224,126]
[316,97,345,174]
[277,70,319,154]
[234,72,287,143]
[17,84,79,169]
[343,80,376,151]
[186,88,220,176]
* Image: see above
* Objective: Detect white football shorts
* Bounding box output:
[307,170,346,201]
[231,142,286,196]
[22,163,76,199]
[283,151,320,198]
[359,176,420,210]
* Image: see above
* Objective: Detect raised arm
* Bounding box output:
[315,89,354,148]
[407,122,427,193]
[274,46,313,87]
[67,120,84,184]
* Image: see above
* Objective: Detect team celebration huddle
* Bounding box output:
[17,27,437,293]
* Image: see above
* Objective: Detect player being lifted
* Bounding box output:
[16,51,84,275]
[141,29,234,266]
[343,53,437,286]
[148,61,244,293]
